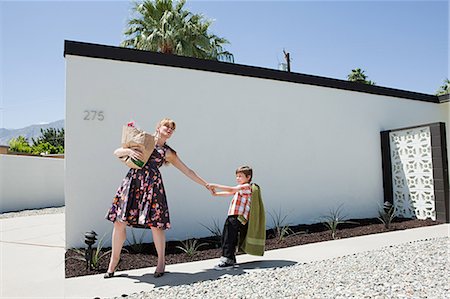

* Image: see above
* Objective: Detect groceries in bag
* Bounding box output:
[118,121,156,169]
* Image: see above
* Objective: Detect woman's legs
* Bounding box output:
[151,227,166,272]
[107,221,127,273]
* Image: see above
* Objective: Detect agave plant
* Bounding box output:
[321,204,358,240]
[199,218,222,247]
[268,208,294,243]
[66,233,111,270]
[176,238,208,257]
[126,227,148,253]
[378,201,396,229]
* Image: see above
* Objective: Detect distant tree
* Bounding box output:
[7,128,64,155]
[32,128,64,149]
[347,68,376,85]
[30,142,64,155]
[8,136,32,153]
[436,78,450,96]
[121,0,234,62]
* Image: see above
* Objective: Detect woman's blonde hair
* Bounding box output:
[156,118,176,165]
[157,118,176,131]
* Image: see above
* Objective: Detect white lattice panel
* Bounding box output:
[389,127,435,220]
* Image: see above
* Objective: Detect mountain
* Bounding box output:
[0,120,64,146]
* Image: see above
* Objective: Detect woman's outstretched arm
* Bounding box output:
[166,149,209,187]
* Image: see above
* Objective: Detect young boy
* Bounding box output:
[209,166,266,270]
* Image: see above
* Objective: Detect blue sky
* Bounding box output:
[0,0,448,129]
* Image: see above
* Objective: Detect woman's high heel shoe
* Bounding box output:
[104,259,121,279]
[154,265,165,278]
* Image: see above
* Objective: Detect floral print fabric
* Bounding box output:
[106,144,171,229]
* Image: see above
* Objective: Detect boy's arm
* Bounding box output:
[208,183,234,192]
[209,183,251,193]
[212,191,235,196]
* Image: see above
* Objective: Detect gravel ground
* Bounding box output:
[117,237,450,299]
[0,206,65,219]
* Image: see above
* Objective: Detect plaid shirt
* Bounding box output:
[228,184,252,221]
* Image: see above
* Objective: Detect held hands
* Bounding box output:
[205,183,217,195]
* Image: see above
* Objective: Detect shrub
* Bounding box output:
[8,136,32,153]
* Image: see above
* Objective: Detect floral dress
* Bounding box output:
[106,144,172,229]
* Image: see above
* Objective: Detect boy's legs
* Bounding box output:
[221,215,240,262]
[215,215,241,269]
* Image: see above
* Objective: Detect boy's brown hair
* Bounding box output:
[236,165,253,182]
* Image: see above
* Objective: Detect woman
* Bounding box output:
[105,118,211,278]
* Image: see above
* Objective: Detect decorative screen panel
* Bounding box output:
[389,127,435,220]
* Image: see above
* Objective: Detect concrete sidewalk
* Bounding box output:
[0,213,65,298]
[1,213,449,299]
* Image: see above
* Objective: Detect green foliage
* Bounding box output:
[31,128,64,154]
[176,238,208,257]
[7,128,64,155]
[200,218,222,247]
[322,204,358,240]
[126,228,148,253]
[66,233,111,270]
[30,142,64,155]
[90,234,112,270]
[436,78,450,96]
[378,201,396,229]
[268,208,293,243]
[8,136,32,153]
[347,68,376,85]
[121,0,234,62]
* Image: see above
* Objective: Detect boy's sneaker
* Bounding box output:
[214,257,235,270]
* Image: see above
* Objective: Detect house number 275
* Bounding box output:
[83,110,104,121]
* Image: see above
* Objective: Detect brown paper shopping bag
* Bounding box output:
[119,125,156,169]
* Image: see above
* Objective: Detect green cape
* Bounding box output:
[238,183,266,256]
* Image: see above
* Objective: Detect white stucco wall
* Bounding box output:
[65,54,449,248]
[0,155,64,213]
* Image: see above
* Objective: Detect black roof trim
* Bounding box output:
[381,121,445,133]
[64,40,440,104]
[438,93,449,103]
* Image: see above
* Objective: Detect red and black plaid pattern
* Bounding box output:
[228,184,252,221]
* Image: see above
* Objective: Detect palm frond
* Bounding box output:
[121,0,234,60]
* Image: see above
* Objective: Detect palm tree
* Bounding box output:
[347,68,376,85]
[121,0,234,62]
[436,78,450,96]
